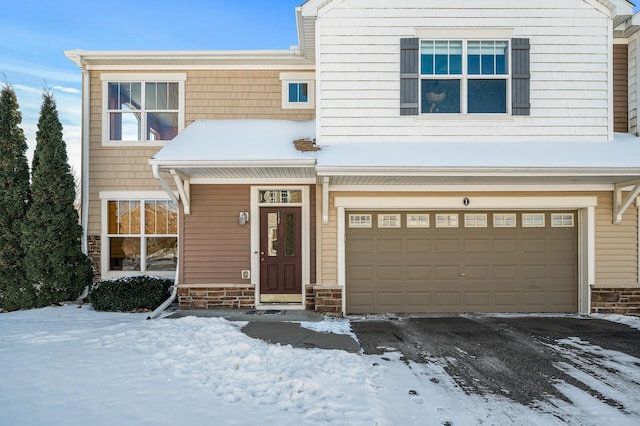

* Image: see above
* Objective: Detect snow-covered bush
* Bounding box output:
[89,276,172,312]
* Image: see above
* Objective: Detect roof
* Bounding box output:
[314,134,640,186]
[149,119,317,181]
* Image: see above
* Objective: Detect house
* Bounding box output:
[66,0,640,316]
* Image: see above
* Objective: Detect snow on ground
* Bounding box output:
[1,305,639,425]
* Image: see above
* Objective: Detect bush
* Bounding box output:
[89,276,173,312]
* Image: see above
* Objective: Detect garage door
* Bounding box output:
[346,211,578,314]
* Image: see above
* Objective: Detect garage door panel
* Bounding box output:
[436,292,462,306]
[346,210,578,313]
[406,265,433,280]
[494,239,519,253]
[464,292,491,308]
[435,239,461,253]
[522,239,547,253]
[406,239,433,254]
[464,239,490,254]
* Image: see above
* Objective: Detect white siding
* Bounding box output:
[316,0,612,143]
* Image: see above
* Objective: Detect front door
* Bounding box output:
[260,207,302,302]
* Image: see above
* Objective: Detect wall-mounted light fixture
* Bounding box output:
[239,209,250,225]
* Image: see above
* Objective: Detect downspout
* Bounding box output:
[77,58,91,302]
[80,61,90,254]
[147,269,179,320]
[147,163,180,319]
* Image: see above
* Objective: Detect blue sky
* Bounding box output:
[0,0,303,174]
[0,0,638,174]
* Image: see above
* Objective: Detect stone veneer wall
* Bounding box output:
[179,285,255,310]
[87,235,101,281]
[591,288,640,316]
[313,285,343,317]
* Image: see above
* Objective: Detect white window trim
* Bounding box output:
[349,214,373,228]
[378,213,401,228]
[407,213,430,228]
[436,213,459,228]
[419,39,511,116]
[493,213,517,228]
[522,213,546,228]
[464,213,488,228]
[280,72,315,109]
[101,72,186,147]
[551,213,575,228]
[100,191,177,279]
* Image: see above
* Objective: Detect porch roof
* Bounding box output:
[315,134,640,187]
[149,119,318,180]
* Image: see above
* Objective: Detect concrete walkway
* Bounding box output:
[166,309,361,353]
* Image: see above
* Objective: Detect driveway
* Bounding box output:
[351,315,640,413]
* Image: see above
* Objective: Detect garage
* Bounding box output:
[345,210,578,314]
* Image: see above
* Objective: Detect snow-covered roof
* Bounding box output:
[316,134,640,171]
[150,119,317,166]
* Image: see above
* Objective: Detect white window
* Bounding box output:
[349,214,372,228]
[436,213,459,228]
[259,190,302,204]
[105,199,178,273]
[493,213,516,228]
[280,72,315,109]
[407,214,430,228]
[378,214,401,228]
[101,73,186,145]
[420,40,508,114]
[464,214,487,228]
[551,213,575,227]
[522,213,545,228]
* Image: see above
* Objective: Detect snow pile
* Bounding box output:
[1,305,640,425]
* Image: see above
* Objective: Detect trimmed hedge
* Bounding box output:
[89,276,173,312]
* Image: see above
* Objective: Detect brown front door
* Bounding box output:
[260,207,302,299]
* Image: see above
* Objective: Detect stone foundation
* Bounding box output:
[179,285,256,310]
[312,285,343,317]
[591,287,640,316]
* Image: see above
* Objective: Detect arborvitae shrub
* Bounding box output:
[89,276,173,312]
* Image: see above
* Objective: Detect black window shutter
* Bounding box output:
[400,38,419,116]
[511,38,531,116]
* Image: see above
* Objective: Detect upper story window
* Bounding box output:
[400,36,530,117]
[101,73,186,145]
[420,40,508,114]
[280,72,315,109]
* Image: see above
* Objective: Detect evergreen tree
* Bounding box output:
[0,84,34,311]
[23,92,92,306]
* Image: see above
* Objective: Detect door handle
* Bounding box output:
[459,273,466,277]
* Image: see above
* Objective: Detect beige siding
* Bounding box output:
[630,36,638,135]
[317,191,639,287]
[87,69,316,235]
[614,44,629,133]
[185,70,315,123]
[181,185,251,284]
[316,0,612,143]
[595,192,638,285]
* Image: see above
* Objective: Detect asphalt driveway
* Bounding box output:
[351,315,640,413]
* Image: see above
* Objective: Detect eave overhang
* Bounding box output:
[64,49,315,71]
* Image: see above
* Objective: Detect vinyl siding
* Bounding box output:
[317,191,638,287]
[316,0,612,143]
[181,185,251,284]
[630,36,638,135]
[87,69,316,234]
[613,44,629,133]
